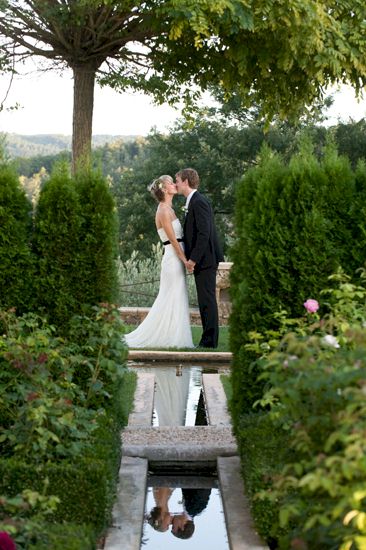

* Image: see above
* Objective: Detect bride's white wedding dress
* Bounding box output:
[124,218,194,348]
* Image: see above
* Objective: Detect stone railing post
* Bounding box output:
[216,262,233,325]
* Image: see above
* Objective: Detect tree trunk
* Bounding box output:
[72,66,96,174]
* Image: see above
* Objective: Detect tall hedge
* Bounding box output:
[351,160,366,268]
[0,163,35,312]
[74,170,119,306]
[34,166,119,330]
[33,165,83,328]
[229,143,356,418]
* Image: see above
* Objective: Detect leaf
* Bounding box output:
[344,510,359,525]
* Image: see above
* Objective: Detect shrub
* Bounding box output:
[0,305,129,458]
[239,270,366,548]
[351,160,366,269]
[0,311,99,461]
[33,164,83,329]
[230,142,356,417]
[34,166,120,331]
[0,458,110,530]
[0,305,135,544]
[0,163,35,312]
[66,303,129,411]
[74,171,120,306]
[26,523,95,550]
[118,244,198,307]
[0,489,95,549]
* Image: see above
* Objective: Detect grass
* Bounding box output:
[123,325,230,352]
[220,373,233,402]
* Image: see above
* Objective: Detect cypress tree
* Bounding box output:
[0,163,35,312]
[230,142,356,417]
[34,164,82,329]
[75,171,119,306]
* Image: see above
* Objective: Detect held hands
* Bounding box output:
[185,259,196,274]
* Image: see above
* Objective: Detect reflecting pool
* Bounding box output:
[141,476,229,550]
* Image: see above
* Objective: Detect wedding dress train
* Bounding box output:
[124,218,194,348]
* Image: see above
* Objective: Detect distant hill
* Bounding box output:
[1,133,138,158]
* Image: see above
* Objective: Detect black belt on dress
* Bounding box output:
[163,238,183,246]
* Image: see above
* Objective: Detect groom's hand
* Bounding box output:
[186,259,196,274]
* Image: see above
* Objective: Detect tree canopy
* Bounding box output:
[1,1,366,168]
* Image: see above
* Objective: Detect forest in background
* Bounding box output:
[3,103,366,263]
[1,133,137,158]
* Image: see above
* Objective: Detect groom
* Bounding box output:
[175,168,223,348]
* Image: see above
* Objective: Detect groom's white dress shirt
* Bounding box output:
[185,189,197,213]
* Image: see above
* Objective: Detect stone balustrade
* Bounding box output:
[120,261,233,326]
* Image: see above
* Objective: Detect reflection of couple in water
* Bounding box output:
[146,368,212,541]
[147,486,211,540]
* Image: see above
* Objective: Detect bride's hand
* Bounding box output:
[186,259,195,274]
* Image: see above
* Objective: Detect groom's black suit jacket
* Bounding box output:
[183,191,223,271]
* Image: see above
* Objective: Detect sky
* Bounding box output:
[1,66,366,136]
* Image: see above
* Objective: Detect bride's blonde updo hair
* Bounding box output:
[148,175,173,202]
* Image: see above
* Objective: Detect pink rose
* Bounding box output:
[0,532,16,550]
[303,299,319,313]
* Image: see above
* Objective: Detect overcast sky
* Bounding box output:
[0,66,366,136]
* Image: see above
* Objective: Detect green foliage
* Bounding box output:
[2,1,366,167]
[0,458,110,530]
[34,166,120,330]
[0,306,135,545]
[75,170,120,306]
[229,142,357,416]
[333,119,366,169]
[33,165,83,328]
[0,304,128,438]
[236,270,366,548]
[3,1,366,123]
[351,160,366,270]
[0,162,35,312]
[0,305,128,461]
[235,412,289,546]
[118,244,197,307]
[25,522,95,550]
[66,303,128,410]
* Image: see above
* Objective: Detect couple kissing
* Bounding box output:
[125,168,223,350]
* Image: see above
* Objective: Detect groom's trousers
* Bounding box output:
[194,267,219,348]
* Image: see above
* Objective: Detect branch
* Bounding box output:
[0,44,16,112]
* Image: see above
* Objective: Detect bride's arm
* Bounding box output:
[158,209,187,264]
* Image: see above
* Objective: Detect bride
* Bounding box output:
[124,175,194,348]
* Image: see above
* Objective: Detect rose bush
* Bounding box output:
[241,268,366,548]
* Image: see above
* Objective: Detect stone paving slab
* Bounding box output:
[127,373,154,427]
[122,426,238,461]
[218,456,268,549]
[128,349,232,362]
[203,373,232,426]
[104,456,148,550]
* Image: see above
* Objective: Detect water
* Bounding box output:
[129,363,231,550]
[141,482,229,550]
[128,363,230,428]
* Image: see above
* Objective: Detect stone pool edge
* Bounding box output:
[128,350,232,362]
[103,371,268,550]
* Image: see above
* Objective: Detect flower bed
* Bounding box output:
[0,304,136,549]
[233,269,366,549]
